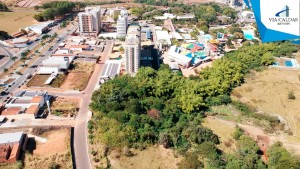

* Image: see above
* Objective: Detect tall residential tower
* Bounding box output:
[125,24,141,75]
[116,12,128,38]
[78,7,101,37]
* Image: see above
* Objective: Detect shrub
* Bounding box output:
[233,126,244,140]
[178,153,203,169]
[288,91,296,100]
[93,158,100,162]
[49,162,61,169]
[232,101,255,115]
[91,150,97,156]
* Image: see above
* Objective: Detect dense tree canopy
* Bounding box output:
[89,41,299,168]
[0,3,9,12]
[268,142,300,169]
[33,1,79,21]
[0,31,11,40]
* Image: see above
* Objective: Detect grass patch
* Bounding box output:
[0,161,23,169]
[231,68,300,141]
[202,117,237,153]
[0,8,38,34]
[49,74,66,88]
[51,98,78,117]
[70,62,94,72]
[26,74,49,87]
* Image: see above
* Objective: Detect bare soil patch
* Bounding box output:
[24,128,72,169]
[60,71,90,90]
[60,62,94,91]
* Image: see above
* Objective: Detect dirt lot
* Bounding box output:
[26,74,50,87]
[231,68,300,142]
[202,116,237,153]
[108,145,182,169]
[0,8,38,34]
[24,128,72,169]
[60,62,94,91]
[51,97,79,117]
[0,128,72,169]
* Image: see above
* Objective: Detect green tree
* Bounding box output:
[268,142,300,169]
[261,52,274,66]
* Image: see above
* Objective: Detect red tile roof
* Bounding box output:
[31,96,43,103]
[1,107,21,115]
[25,105,39,115]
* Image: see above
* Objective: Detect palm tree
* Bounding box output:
[4,68,8,72]
[41,42,45,48]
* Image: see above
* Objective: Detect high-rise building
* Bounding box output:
[116,14,128,38]
[125,24,141,75]
[78,7,101,37]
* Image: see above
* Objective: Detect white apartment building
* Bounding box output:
[116,14,128,38]
[78,7,101,37]
[125,24,141,75]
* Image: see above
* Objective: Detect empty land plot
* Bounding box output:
[51,97,79,117]
[202,116,237,153]
[60,62,94,91]
[49,74,66,88]
[0,8,38,34]
[27,74,49,87]
[107,145,182,169]
[60,72,90,91]
[231,68,300,142]
[24,128,72,169]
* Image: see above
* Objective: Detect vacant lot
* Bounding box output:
[232,68,300,142]
[24,128,72,169]
[26,74,49,87]
[203,116,237,153]
[0,128,72,169]
[51,97,79,117]
[60,62,94,91]
[108,145,182,169]
[50,74,66,88]
[0,8,38,34]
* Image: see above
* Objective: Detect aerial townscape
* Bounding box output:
[0,0,299,168]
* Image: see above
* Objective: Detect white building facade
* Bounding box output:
[78,7,101,37]
[125,25,141,75]
[116,14,128,38]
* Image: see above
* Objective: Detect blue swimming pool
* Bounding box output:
[285,60,293,67]
[243,31,254,40]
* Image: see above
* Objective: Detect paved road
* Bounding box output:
[0,37,40,73]
[0,26,77,102]
[74,40,113,169]
[0,23,67,73]
[2,27,113,169]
